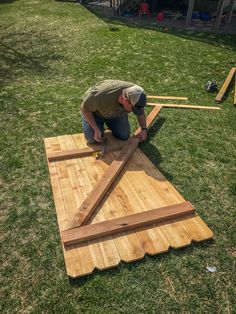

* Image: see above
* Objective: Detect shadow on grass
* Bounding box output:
[0,0,16,3]
[139,116,173,181]
[0,24,64,86]
[69,238,215,286]
[84,5,236,50]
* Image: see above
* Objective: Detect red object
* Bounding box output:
[138,2,151,18]
[156,12,164,22]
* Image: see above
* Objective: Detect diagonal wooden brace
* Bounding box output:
[62,201,195,246]
[67,105,162,229]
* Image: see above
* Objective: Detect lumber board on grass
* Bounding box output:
[147,95,188,100]
[62,202,196,246]
[134,104,162,136]
[215,67,236,103]
[67,106,162,229]
[147,103,221,110]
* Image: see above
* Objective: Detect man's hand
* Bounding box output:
[139,129,147,142]
[94,128,103,143]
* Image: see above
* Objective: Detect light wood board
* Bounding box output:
[44,132,213,278]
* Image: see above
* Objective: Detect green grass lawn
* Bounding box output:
[1,0,236,313]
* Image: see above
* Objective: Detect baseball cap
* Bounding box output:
[125,85,146,116]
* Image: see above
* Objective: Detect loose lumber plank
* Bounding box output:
[147,95,188,101]
[147,103,221,110]
[134,104,162,136]
[68,106,163,228]
[62,202,195,246]
[215,67,236,103]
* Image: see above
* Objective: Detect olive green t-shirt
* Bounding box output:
[81,80,134,118]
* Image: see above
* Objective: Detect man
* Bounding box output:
[81,80,148,144]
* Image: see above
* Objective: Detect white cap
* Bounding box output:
[125,85,145,106]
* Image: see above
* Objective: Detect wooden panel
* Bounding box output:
[215,67,236,103]
[62,202,196,246]
[44,132,214,277]
[148,103,221,110]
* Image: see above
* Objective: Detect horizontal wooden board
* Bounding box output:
[148,103,221,110]
[62,202,195,246]
[44,132,213,277]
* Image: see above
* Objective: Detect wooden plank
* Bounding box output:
[61,135,120,272]
[47,138,127,162]
[134,104,162,136]
[47,147,103,162]
[147,95,188,101]
[215,68,236,102]
[68,106,162,228]
[45,137,96,277]
[72,134,145,263]
[62,202,195,246]
[148,103,221,110]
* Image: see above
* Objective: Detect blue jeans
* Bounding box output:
[82,113,130,144]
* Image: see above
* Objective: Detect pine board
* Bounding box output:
[44,132,213,278]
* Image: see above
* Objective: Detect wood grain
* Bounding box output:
[147,95,188,100]
[62,202,195,246]
[215,67,236,103]
[148,103,221,110]
[68,106,162,228]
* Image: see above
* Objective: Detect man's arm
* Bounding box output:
[137,113,147,142]
[82,110,103,142]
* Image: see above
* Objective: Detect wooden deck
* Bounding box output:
[44,132,213,278]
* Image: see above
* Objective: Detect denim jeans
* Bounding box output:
[82,113,130,144]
